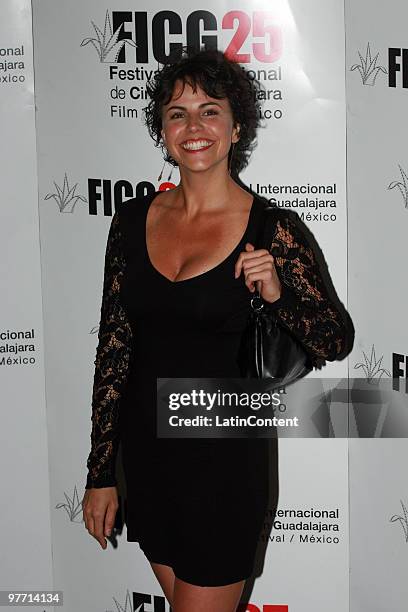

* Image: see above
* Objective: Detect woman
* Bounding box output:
[82,48,349,611]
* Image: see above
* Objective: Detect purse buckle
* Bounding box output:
[250,294,264,312]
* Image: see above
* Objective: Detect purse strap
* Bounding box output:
[256,203,279,250]
[250,203,279,309]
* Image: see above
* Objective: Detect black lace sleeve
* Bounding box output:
[262,213,347,366]
[85,210,133,489]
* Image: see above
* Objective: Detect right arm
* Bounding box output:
[85,209,133,489]
[83,209,132,547]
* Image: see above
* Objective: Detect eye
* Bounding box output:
[170,111,184,119]
[203,109,218,116]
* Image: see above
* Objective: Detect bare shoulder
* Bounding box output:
[151,188,177,207]
[147,189,180,222]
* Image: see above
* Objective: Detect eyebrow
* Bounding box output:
[165,101,222,113]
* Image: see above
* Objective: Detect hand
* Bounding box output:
[82,487,119,549]
[235,242,282,303]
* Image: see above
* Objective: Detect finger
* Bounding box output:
[85,514,95,538]
[245,270,272,292]
[243,263,274,288]
[81,494,87,522]
[93,515,107,549]
[235,245,270,278]
[247,277,263,293]
[242,260,273,292]
[104,502,118,537]
[243,255,274,274]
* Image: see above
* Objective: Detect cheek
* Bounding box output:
[212,117,235,139]
[163,124,183,143]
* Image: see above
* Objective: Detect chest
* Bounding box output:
[146,206,252,283]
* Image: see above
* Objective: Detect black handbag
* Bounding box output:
[237,206,313,387]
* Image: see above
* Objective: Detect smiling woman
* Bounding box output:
[82,46,350,612]
[143,47,262,178]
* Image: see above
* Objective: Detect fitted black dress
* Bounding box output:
[85,190,347,586]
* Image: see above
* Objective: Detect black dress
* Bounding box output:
[85,190,347,587]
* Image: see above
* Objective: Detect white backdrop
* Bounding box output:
[1,0,406,610]
[345,0,408,609]
[32,2,348,610]
[0,0,54,606]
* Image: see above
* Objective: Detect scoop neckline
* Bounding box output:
[144,190,258,285]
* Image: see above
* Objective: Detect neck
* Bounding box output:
[172,165,239,215]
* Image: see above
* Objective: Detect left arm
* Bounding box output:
[262,213,348,366]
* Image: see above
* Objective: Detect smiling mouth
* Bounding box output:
[180,139,214,151]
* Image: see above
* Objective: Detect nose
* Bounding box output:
[186,113,202,132]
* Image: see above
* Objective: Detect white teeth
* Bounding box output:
[181,140,212,150]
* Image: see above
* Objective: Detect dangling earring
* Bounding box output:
[158,158,174,182]
[228,142,235,175]
[158,158,166,182]
[158,134,169,181]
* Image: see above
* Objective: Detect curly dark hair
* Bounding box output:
[142,47,262,177]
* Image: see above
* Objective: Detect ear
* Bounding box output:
[232,123,241,144]
[161,129,166,143]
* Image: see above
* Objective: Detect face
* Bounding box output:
[160,79,240,174]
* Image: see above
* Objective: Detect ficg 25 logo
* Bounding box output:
[111,10,282,64]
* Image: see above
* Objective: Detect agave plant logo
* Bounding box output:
[106,589,132,612]
[390,499,408,542]
[388,164,408,208]
[81,9,137,63]
[55,484,83,523]
[354,344,391,385]
[106,589,171,612]
[350,42,387,86]
[45,172,87,213]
